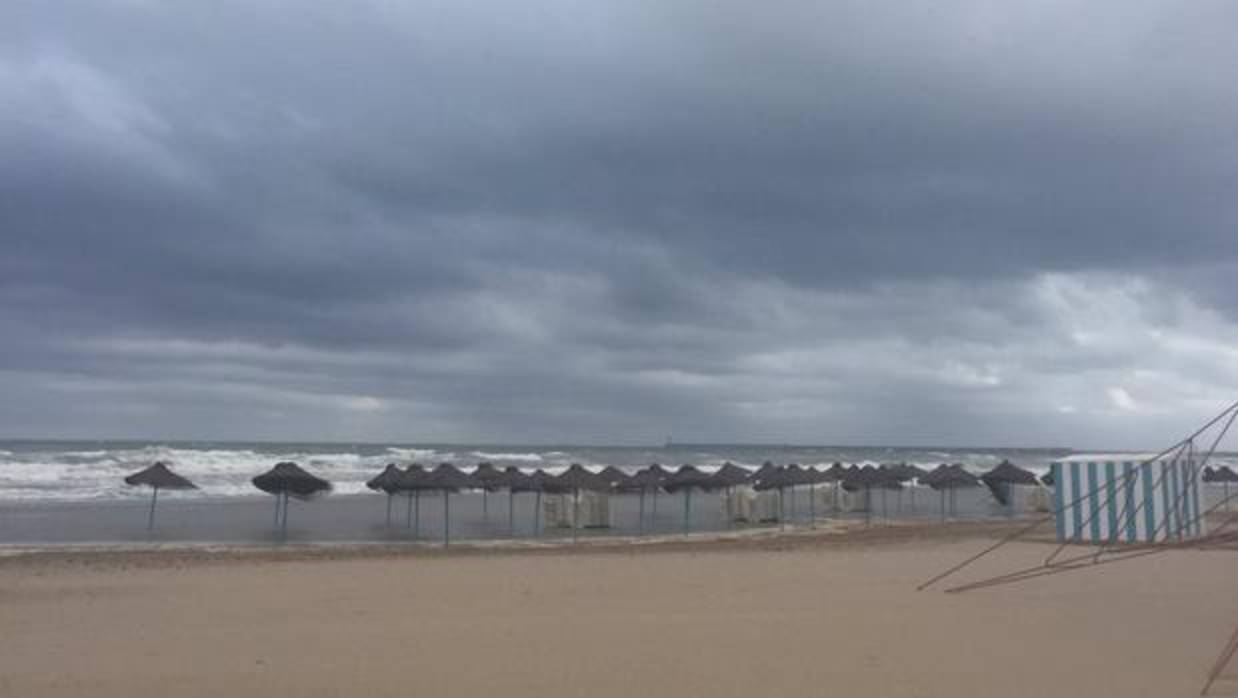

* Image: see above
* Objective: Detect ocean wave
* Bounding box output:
[469,451,544,462]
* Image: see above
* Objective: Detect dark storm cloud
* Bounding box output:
[3,1,1238,446]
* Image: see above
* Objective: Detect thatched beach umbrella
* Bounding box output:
[888,463,928,514]
[252,462,331,534]
[664,464,716,535]
[397,464,430,535]
[641,463,670,517]
[555,464,610,542]
[622,466,668,535]
[522,469,565,536]
[366,463,404,527]
[820,462,847,513]
[124,461,196,530]
[426,463,473,547]
[1205,465,1238,511]
[711,462,752,527]
[471,462,504,522]
[921,464,980,520]
[981,460,1039,513]
[501,466,534,535]
[753,465,792,529]
[842,466,901,525]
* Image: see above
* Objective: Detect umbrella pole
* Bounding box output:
[508,490,515,537]
[281,492,289,535]
[865,487,872,526]
[443,490,450,548]
[147,486,159,531]
[940,489,946,522]
[726,486,733,528]
[572,489,579,544]
[779,487,785,531]
[652,489,658,517]
[483,489,489,523]
[273,493,281,530]
[406,493,413,529]
[534,490,542,537]
[386,493,393,527]
[683,488,691,536]
[833,482,840,515]
[809,483,816,529]
[1226,482,1230,513]
[414,491,421,539]
[638,489,646,536]
[881,488,888,520]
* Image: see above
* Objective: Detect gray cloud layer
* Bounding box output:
[3,1,1238,448]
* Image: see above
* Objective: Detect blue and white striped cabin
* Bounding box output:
[1051,456,1205,543]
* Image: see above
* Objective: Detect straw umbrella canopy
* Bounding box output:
[555,464,610,541]
[598,465,631,489]
[664,465,717,535]
[980,460,1039,509]
[366,463,404,527]
[622,465,669,534]
[921,464,980,520]
[124,461,196,531]
[252,462,331,534]
[426,463,473,546]
[712,462,752,487]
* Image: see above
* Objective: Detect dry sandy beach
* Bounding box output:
[3,523,1237,698]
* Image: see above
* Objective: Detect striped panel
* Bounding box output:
[1050,459,1204,543]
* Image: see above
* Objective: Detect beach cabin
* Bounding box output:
[1050,455,1204,543]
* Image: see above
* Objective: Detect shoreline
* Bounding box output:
[0,519,1068,571]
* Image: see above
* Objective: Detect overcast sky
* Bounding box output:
[3,1,1237,448]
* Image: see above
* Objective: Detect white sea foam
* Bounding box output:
[469,451,544,462]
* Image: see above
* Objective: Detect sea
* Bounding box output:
[0,440,1081,503]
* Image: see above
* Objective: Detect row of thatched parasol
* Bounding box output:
[124,459,1045,539]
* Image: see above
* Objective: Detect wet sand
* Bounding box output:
[2,522,1236,697]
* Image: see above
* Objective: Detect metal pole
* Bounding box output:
[386,493,393,527]
[572,489,579,544]
[273,493,281,529]
[482,489,489,523]
[281,492,289,535]
[443,490,450,547]
[881,488,888,520]
[147,486,159,531]
[405,493,414,529]
[940,489,946,522]
[508,490,515,537]
[833,481,840,514]
[865,487,872,526]
[414,490,421,539]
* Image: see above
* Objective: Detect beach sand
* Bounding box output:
[2,523,1236,697]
